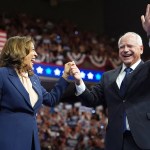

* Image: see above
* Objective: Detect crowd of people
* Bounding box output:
[1,3,150,150]
[37,103,107,150]
[0,13,120,71]
[0,12,111,150]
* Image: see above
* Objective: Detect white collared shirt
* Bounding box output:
[116,59,141,88]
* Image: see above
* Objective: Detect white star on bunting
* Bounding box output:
[36,66,43,74]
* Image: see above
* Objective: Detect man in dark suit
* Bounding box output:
[70,4,150,150]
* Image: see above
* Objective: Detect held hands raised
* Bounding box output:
[62,61,83,85]
[141,4,150,36]
[62,61,73,80]
[70,61,83,85]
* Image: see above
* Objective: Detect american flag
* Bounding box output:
[0,30,7,53]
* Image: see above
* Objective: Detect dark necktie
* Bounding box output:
[119,67,132,97]
[119,67,132,131]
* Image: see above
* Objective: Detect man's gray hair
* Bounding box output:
[118,32,143,47]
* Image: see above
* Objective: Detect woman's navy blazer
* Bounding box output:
[0,67,69,150]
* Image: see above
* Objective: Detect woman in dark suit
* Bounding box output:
[0,36,72,150]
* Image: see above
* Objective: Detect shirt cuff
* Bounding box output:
[75,81,86,96]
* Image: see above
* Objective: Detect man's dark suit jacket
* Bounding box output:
[80,60,150,150]
[0,67,69,150]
